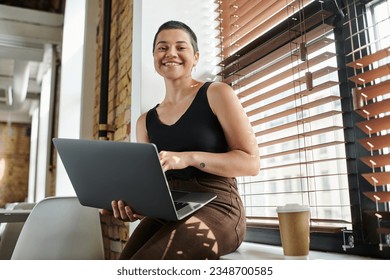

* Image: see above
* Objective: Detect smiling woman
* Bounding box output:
[103,20,260,260]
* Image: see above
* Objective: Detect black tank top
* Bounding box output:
[146,82,229,180]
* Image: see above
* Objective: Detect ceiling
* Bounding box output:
[0,3,64,124]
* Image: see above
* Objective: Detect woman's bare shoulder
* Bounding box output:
[207,81,237,104]
[208,81,233,93]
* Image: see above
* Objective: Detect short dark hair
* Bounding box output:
[152,20,199,53]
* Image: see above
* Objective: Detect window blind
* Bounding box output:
[346,0,390,250]
[216,0,352,230]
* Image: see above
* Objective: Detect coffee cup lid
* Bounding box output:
[276,203,310,213]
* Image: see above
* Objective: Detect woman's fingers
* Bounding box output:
[112,200,140,222]
[111,200,120,219]
[118,200,126,219]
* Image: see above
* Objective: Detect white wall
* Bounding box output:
[26,44,56,202]
[55,0,98,196]
[34,68,53,201]
[27,107,38,202]
[80,1,98,139]
[131,0,219,140]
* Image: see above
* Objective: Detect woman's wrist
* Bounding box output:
[188,152,207,170]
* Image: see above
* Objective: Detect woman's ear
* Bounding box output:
[194,51,200,66]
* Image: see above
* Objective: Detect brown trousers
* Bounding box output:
[119,174,246,260]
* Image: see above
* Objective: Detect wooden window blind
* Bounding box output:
[216,0,352,230]
[346,0,390,250]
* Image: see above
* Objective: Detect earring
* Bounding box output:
[192,65,197,72]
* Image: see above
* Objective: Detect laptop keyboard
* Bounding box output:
[174,202,188,211]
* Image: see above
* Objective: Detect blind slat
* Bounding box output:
[356,115,390,134]
[358,134,390,151]
[256,110,342,136]
[346,47,390,69]
[348,63,390,85]
[259,157,347,171]
[356,79,390,101]
[360,154,390,169]
[362,172,390,186]
[365,210,390,219]
[356,98,390,118]
[260,141,346,159]
[259,126,344,147]
[251,96,341,126]
[247,80,340,117]
[364,192,390,203]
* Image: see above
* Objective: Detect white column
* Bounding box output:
[55,0,98,196]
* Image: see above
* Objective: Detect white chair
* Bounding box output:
[0,202,36,260]
[11,196,104,260]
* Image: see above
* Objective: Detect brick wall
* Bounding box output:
[94,0,133,260]
[94,0,132,142]
[100,213,130,259]
[0,122,31,208]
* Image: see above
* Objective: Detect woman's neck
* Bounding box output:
[163,78,200,103]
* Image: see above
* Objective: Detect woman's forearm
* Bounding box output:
[187,150,260,177]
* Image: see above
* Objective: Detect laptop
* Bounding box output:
[52,138,217,221]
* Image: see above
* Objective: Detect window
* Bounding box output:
[216,0,390,258]
[216,0,351,233]
[346,0,390,252]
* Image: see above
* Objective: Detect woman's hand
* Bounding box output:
[111,200,143,222]
[159,150,189,172]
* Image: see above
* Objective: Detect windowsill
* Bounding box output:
[221,242,374,260]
